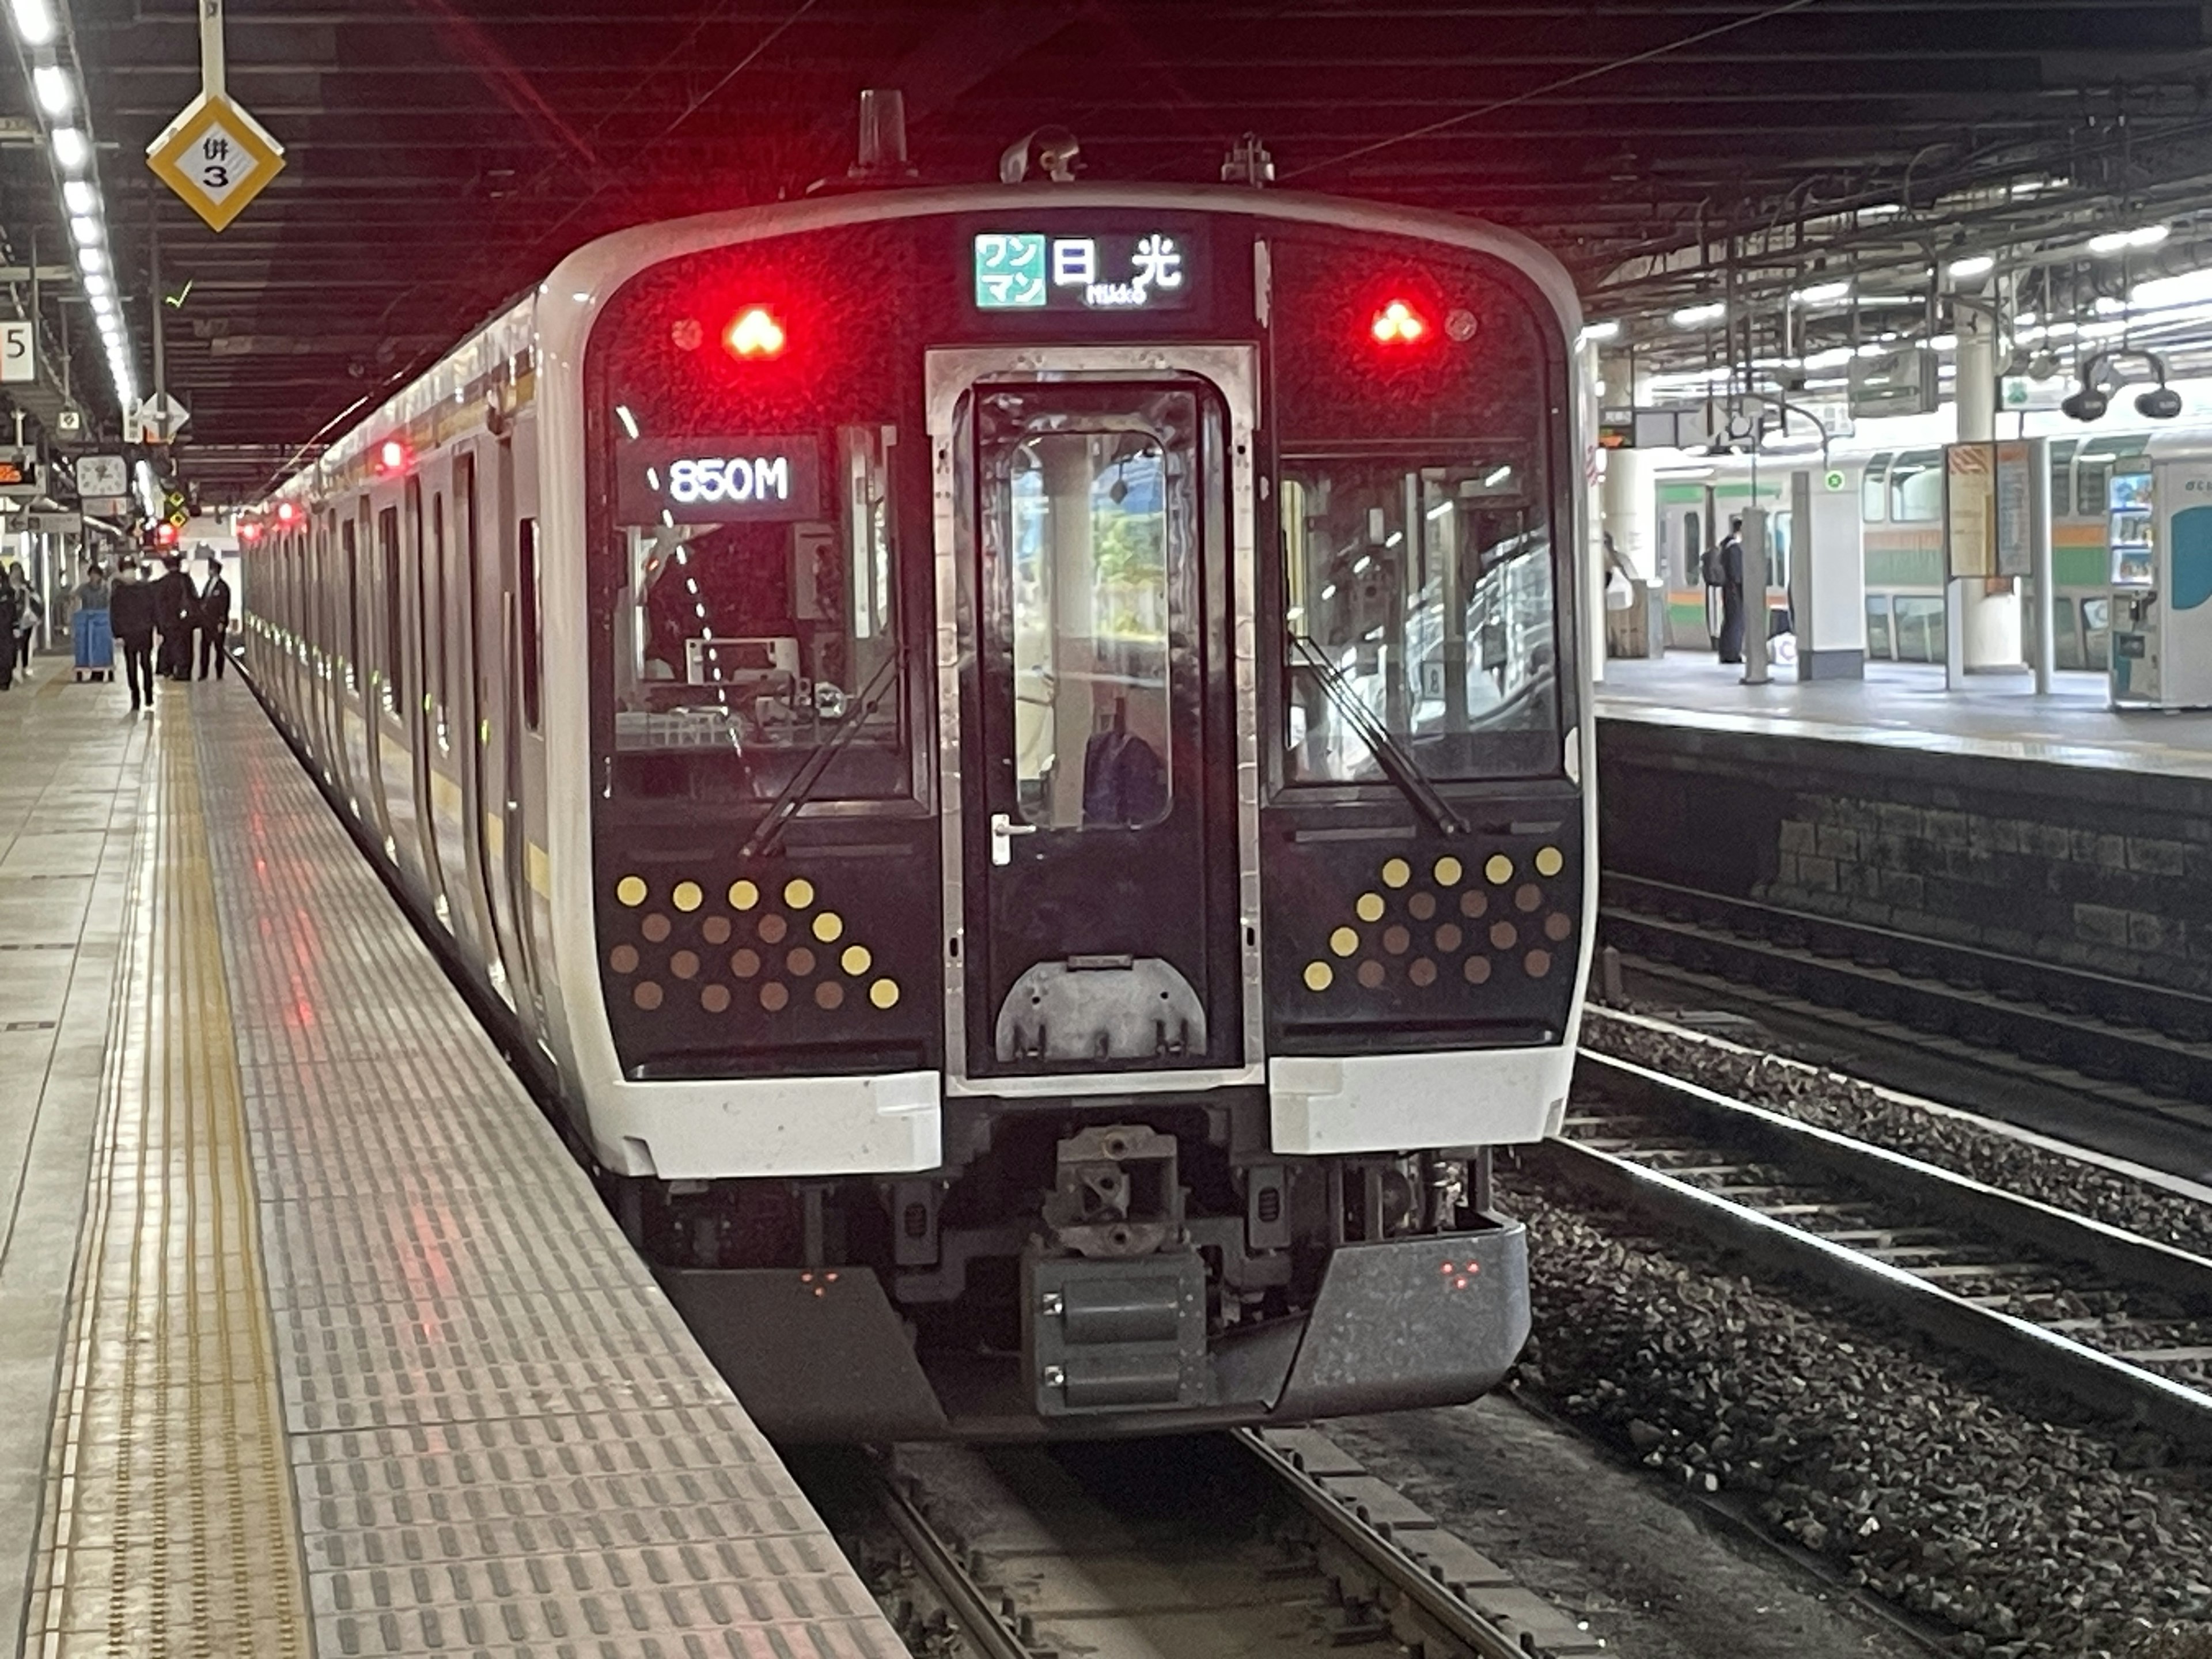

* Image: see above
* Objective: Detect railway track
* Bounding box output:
[1600,873,2212,1112]
[823,1430,1608,1659]
[1538,1050,2212,1452]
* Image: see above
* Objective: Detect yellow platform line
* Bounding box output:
[25,687,312,1659]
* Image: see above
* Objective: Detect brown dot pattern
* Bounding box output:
[702,916,732,945]
[787,947,816,978]
[609,944,638,974]
[1408,957,1437,986]
[1381,926,1410,956]
[1407,892,1436,921]
[1545,912,1574,942]
[1525,949,1552,978]
[701,984,730,1013]
[641,914,671,943]
[634,982,663,1009]
[757,914,788,945]
[1490,920,1518,950]
[1357,960,1387,988]
[760,982,789,1012]
[1515,882,1543,914]
[670,950,699,980]
[816,981,844,1010]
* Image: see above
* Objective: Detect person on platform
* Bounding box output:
[72,562,113,683]
[1714,515,1747,665]
[8,565,40,677]
[197,556,232,680]
[0,567,17,692]
[153,554,197,681]
[111,558,159,712]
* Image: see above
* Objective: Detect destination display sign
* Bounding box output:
[972,229,1200,312]
[616,435,823,525]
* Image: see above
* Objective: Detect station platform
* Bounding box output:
[0,664,902,1657]
[1597,654,2212,780]
[1595,653,2212,1001]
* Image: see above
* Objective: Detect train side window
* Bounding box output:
[378,505,403,711]
[1865,594,1893,660]
[518,516,541,732]
[1861,454,1891,522]
[2049,439,2078,516]
[2077,460,2111,520]
[342,518,361,687]
[431,490,450,747]
[1888,451,1942,522]
[1681,510,1702,586]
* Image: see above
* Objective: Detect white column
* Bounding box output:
[1955,304,2022,670]
[1599,354,1656,582]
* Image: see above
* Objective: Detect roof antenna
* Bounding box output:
[851,89,917,183]
[999,126,1080,184]
[1221,134,1274,187]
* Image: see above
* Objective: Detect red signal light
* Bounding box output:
[238,521,262,542]
[1371,300,1429,344]
[378,438,408,474]
[724,306,786,359]
[275,501,298,525]
[154,521,178,547]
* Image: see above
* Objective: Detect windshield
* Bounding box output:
[602,421,903,802]
[1283,454,1561,784]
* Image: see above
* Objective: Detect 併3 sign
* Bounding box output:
[146,92,286,233]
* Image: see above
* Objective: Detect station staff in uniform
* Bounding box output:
[110,559,158,711]
[1713,516,1748,665]
[153,554,197,681]
[197,556,232,679]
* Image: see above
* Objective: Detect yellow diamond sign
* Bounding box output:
[146,91,285,233]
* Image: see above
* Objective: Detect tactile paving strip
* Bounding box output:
[23,685,316,1659]
[187,686,906,1658]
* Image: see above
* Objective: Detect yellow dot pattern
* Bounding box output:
[612,873,897,1020]
[1299,847,1575,993]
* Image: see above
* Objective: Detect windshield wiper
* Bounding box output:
[1289,637,1467,838]
[738,647,904,860]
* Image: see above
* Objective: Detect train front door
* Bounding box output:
[930,349,1259,1086]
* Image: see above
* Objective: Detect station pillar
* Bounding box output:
[1953,304,2023,673]
[1791,467,1866,679]
[1598,353,1664,660]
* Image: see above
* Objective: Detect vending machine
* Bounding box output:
[2109,461,2212,709]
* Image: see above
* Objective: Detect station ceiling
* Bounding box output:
[11,0,2212,498]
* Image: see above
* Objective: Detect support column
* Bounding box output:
[1794,467,1866,679]
[1955,304,2022,671]
[1598,353,1662,660]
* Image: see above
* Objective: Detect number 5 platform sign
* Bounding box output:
[146,90,283,233]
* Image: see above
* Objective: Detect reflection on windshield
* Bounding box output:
[1283,459,1559,783]
[607,422,901,800]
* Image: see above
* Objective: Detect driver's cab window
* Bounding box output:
[605,423,901,800]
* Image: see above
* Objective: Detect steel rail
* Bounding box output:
[1547,1050,2212,1453]
[873,1474,1035,1659]
[1601,873,2212,1097]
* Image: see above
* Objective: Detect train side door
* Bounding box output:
[929,349,1259,1086]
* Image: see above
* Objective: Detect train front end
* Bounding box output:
[545,186,1590,1438]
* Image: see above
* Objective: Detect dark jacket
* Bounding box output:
[0,584,17,638]
[199,575,232,631]
[152,570,197,631]
[110,578,158,641]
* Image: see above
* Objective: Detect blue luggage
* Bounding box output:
[73,609,113,680]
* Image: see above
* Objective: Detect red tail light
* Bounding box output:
[1371,300,1428,344]
[724,306,787,359]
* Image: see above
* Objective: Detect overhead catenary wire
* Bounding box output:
[1281,0,1826,184]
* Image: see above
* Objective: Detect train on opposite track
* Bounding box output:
[236,132,1594,1440]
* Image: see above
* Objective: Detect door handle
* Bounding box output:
[989,811,1039,866]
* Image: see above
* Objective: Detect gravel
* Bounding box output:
[1582,1006,2212,1260]
[1505,1167,2212,1658]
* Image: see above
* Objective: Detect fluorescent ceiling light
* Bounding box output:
[68,214,98,247]
[9,0,55,46]
[61,179,93,214]
[1579,319,1621,343]
[75,245,104,274]
[32,64,71,116]
[82,272,109,296]
[1927,333,1957,351]
[2131,268,2212,309]
[1947,255,1995,279]
[1671,301,1725,327]
[1791,280,1852,305]
[2089,225,2169,255]
[1858,202,1903,219]
[1802,346,1855,369]
[49,126,85,169]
